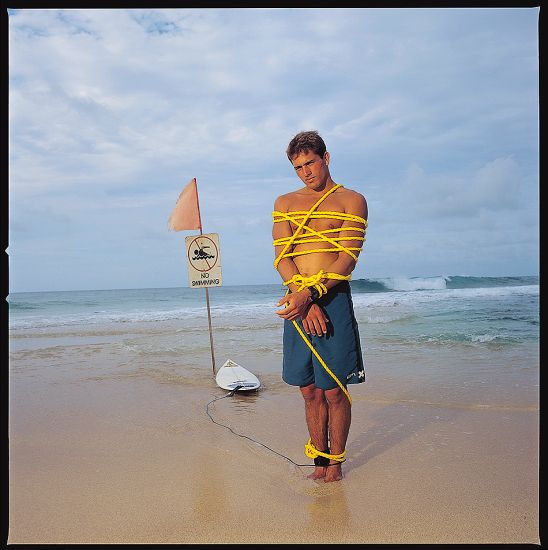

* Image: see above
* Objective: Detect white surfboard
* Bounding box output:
[215,359,260,391]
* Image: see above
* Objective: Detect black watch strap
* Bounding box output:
[309,287,321,302]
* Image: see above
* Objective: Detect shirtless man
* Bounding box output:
[272,130,368,483]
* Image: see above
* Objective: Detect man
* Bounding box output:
[272,130,368,483]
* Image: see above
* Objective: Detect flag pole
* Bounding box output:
[195,182,216,377]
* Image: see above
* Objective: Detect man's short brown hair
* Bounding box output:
[286,130,327,160]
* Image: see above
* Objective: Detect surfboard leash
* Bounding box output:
[204,185,363,469]
[205,389,345,468]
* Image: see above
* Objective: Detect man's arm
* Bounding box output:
[272,195,316,321]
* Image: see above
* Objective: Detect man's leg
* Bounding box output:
[300,383,329,479]
[324,387,351,482]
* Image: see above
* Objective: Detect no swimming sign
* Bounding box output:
[185,233,223,288]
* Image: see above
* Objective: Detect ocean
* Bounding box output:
[8,275,539,409]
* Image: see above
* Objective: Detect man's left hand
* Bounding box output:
[302,304,329,336]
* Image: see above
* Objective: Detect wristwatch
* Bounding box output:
[309,286,321,302]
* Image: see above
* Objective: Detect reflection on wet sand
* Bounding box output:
[305,483,350,536]
[190,454,227,525]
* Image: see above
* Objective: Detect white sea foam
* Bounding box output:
[381,276,448,291]
[351,283,538,311]
[8,282,538,337]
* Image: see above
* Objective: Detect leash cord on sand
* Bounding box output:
[205,388,316,468]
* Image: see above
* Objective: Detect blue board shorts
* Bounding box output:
[282,281,365,390]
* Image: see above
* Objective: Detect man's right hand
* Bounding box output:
[276,290,312,321]
[302,303,329,337]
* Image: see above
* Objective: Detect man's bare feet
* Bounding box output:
[323,462,343,482]
[306,462,344,481]
[307,466,327,480]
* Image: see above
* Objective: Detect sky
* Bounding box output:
[8,7,539,292]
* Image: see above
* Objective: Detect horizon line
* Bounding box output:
[6,273,540,295]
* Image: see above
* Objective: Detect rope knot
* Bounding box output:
[283,270,328,297]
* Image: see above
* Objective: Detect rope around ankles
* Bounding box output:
[272,183,367,463]
[305,438,346,464]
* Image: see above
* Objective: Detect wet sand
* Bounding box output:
[8,350,539,544]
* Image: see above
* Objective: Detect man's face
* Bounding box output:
[290,149,331,191]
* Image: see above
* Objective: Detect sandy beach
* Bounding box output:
[9,343,539,544]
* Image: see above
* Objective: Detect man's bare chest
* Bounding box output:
[286,195,346,233]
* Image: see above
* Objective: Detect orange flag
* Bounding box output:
[168,177,202,231]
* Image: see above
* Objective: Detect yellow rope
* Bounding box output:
[272,184,367,463]
[305,439,346,463]
[291,315,352,405]
[273,184,342,268]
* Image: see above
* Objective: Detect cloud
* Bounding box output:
[8,8,539,291]
[394,156,524,219]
